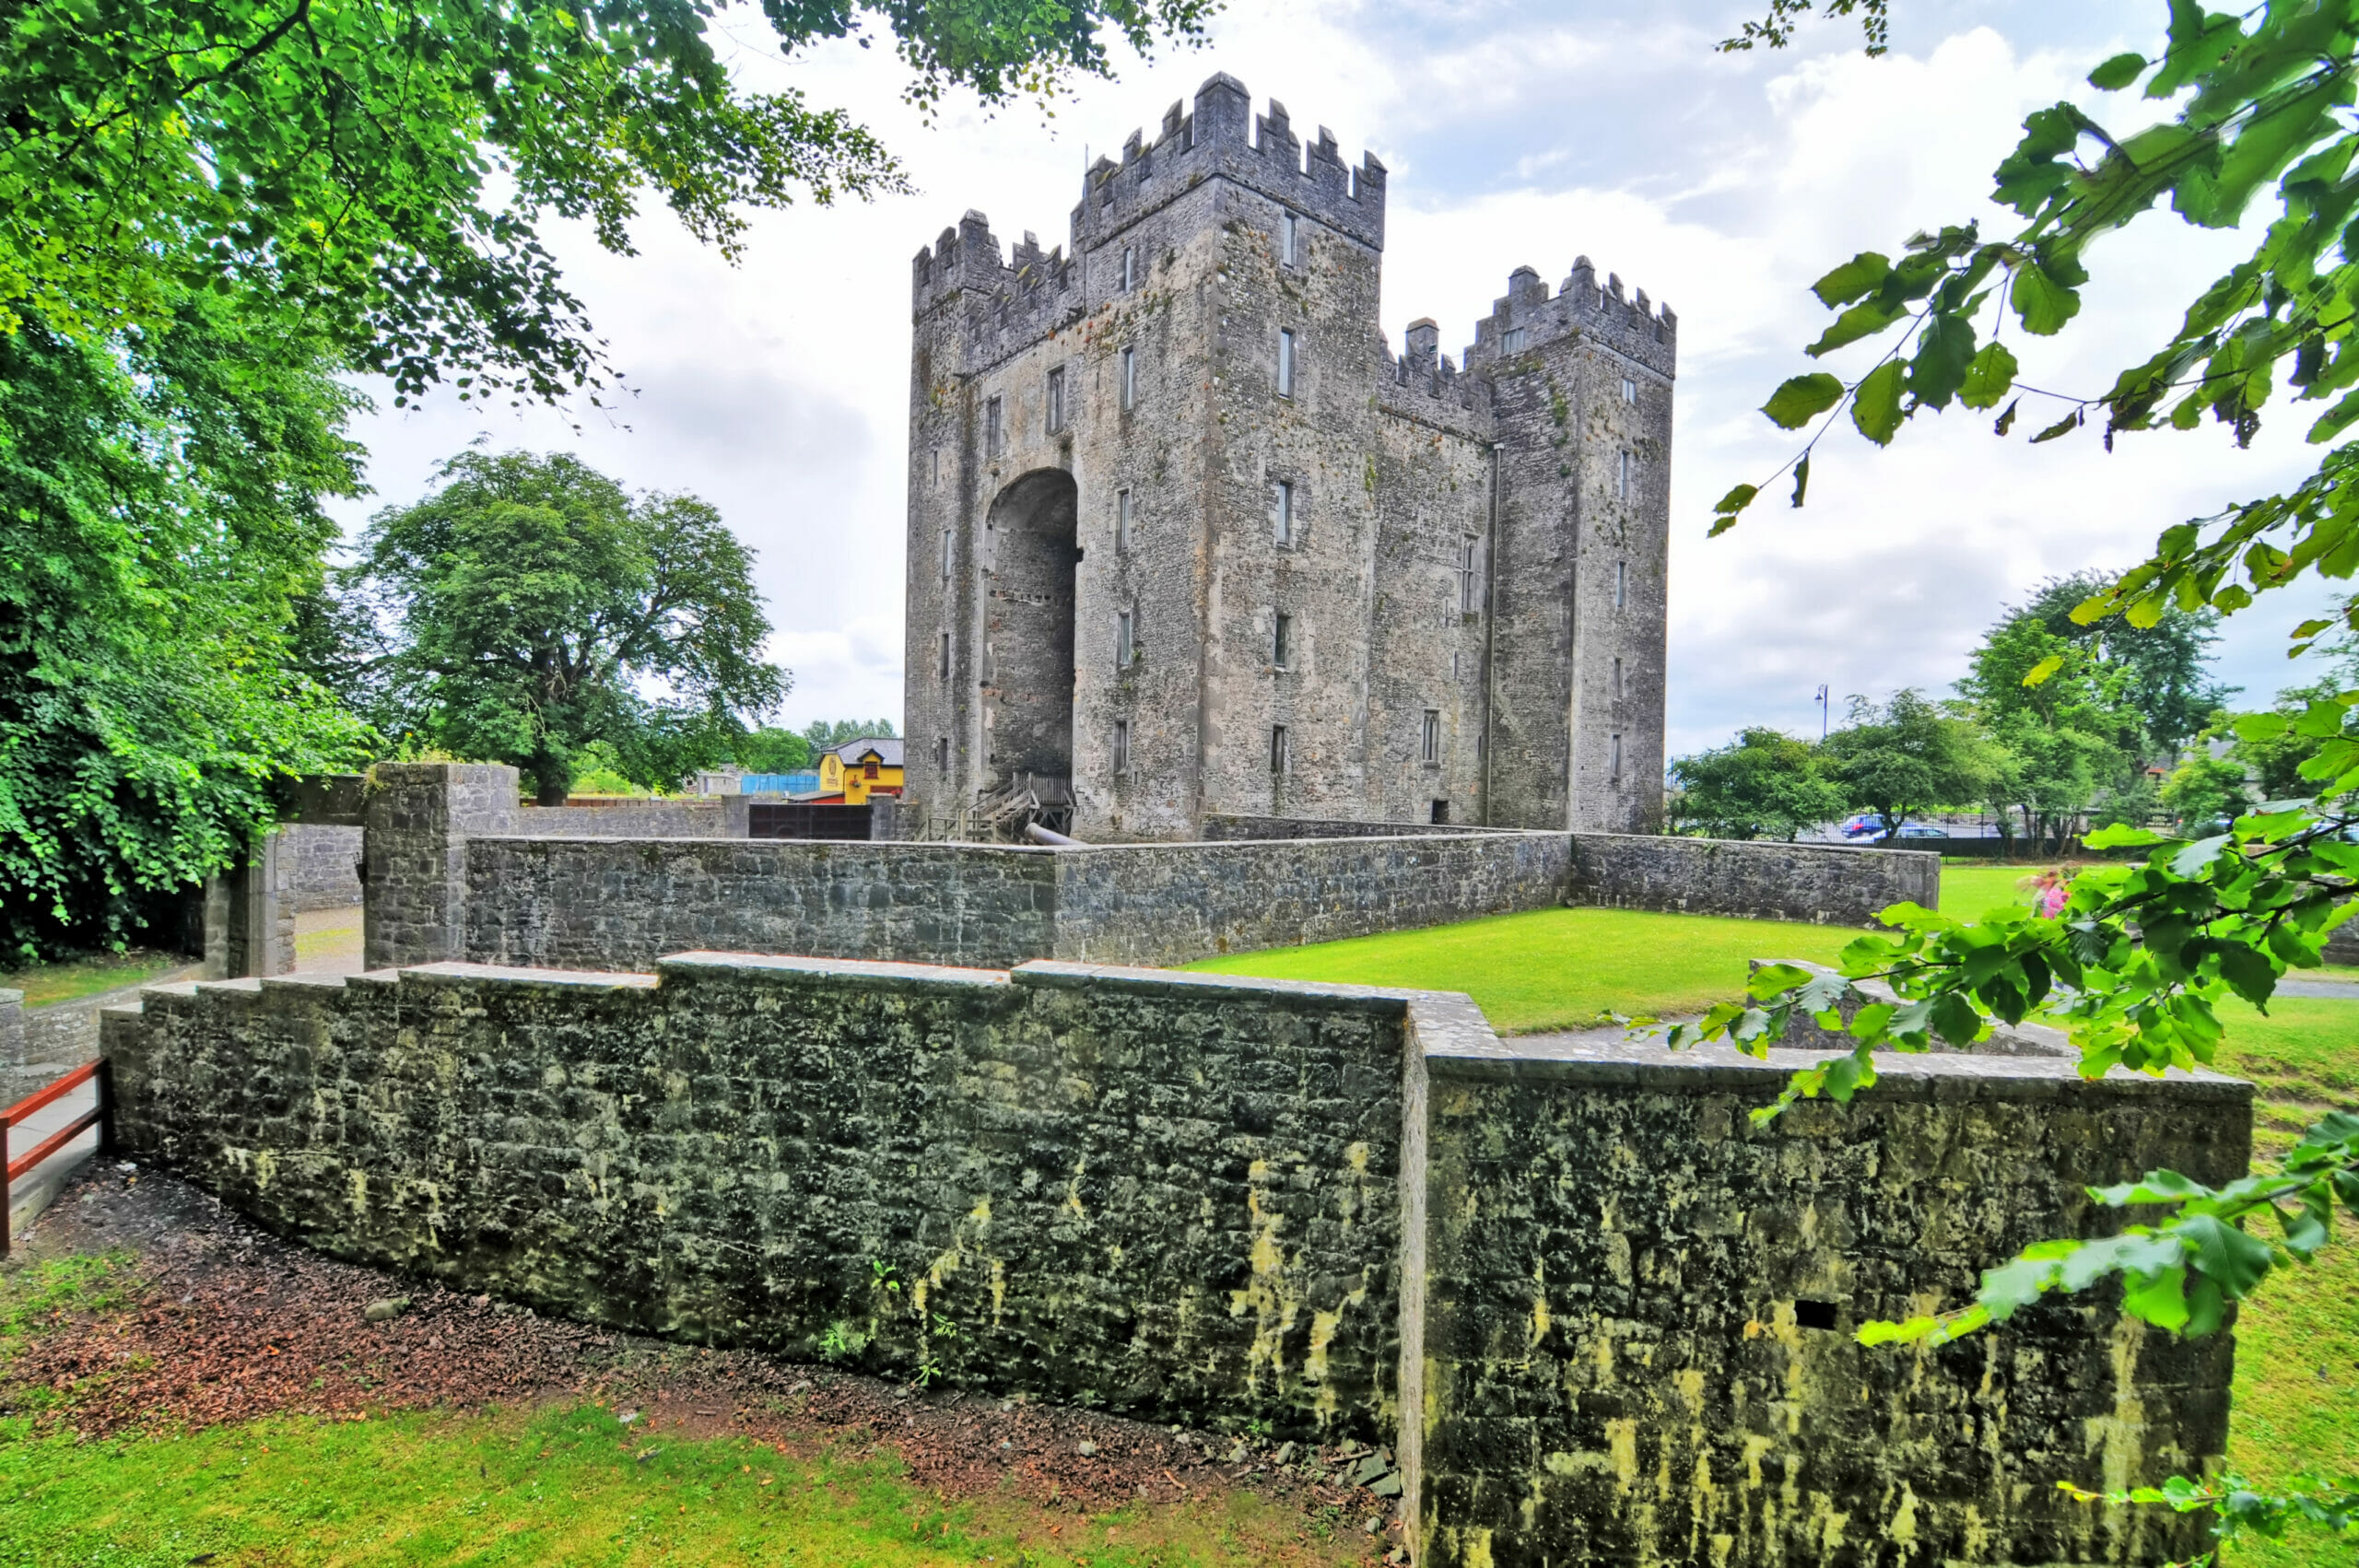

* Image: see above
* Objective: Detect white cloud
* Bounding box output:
[332,0,2342,750]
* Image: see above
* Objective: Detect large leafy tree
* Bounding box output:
[1817,687,1996,842]
[0,293,371,957]
[1668,725,1845,840]
[354,450,786,802]
[1698,2,2359,1555]
[0,0,1211,404]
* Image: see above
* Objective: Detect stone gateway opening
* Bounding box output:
[983,468,1078,790]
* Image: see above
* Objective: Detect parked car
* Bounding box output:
[1839,815,1883,838]
[1895,824,1947,839]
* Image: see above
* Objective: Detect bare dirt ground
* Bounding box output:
[4,1163,1409,1553]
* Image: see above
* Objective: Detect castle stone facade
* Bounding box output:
[903,74,1673,838]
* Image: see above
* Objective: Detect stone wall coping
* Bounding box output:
[467,830,1545,855]
[400,961,661,990]
[1401,990,1497,1057]
[1012,958,1434,1013]
[1426,1035,2254,1103]
[0,988,20,1007]
[657,951,1012,993]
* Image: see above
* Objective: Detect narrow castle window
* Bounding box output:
[1431,799,1450,825]
[939,630,951,679]
[1271,479,1295,544]
[930,448,940,488]
[1615,559,1627,608]
[1611,732,1624,782]
[1281,212,1299,266]
[1047,366,1067,433]
[941,527,952,581]
[936,736,949,772]
[1121,347,1137,410]
[1113,719,1130,775]
[1617,449,1632,498]
[985,396,1003,458]
[1273,612,1292,669]
[1501,326,1527,353]
[1117,609,1135,669]
[1457,539,1479,613]
[1622,375,1638,404]
[1122,245,1136,291]
[1614,655,1624,698]
[1270,724,1289,775]
[1277,329,1296,398]
[1116,487,1134,553]
[1421,709,1440,765]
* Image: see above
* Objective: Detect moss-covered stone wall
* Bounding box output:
[1414,1042,2251,1568]
[105,956,1414,1438]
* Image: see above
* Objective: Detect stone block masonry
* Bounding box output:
[105,954,2247,1567]
[1570,830,1938,928]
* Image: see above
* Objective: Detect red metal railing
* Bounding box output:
[0,1059,112,1256]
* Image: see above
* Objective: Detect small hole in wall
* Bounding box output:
[1794,1299,1839,1331]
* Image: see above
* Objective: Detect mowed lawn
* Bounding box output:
[0,1400,1360,1568]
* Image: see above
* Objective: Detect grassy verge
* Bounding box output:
[0,1400,1364,1567]
[0,950,189,1010]
[1187,906,1855,1034]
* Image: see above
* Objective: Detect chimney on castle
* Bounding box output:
[1404,319,1440,377]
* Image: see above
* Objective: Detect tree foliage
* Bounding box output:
[1818,688,1996,841]
[353,450,787,803]
[1708,3,2359,1555]
[0,0,1212,404]
[1669,726,1846,840]
[0,297,371,957]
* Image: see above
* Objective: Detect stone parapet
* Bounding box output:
[108,952,2247,1568]
[362,763,521,970]
[1569,832,1938,928]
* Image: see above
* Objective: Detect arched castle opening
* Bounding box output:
[982,468,1077,794]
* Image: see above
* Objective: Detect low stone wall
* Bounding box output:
[519,800,742,839]
[284,825,364,911]
[108,956,1416,1438]
[465,839,1061,971]
[1413,1033,2248,1567]
[104,954,2248,1568]
[459,832,1571,971]
[1200,814,1513,841]
[1569,832,1938,927]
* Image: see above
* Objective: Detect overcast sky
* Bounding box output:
[329,0,2348,756]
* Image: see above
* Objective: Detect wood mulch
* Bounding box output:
[4,1163,1407,1557]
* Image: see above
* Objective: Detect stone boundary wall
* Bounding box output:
[458,832,1571,972]
[518,800,743,839]
[107,956,1419,1439]
[2328,912,2358,966]
[1200,814,1518,841]
[284,825,364,911]
[104,954,2247,1568]
[1569,831,1938,927]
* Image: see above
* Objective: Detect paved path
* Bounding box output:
[2279,977,2359,1000]
[6,1071,101,1246]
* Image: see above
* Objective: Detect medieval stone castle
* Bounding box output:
[902,73,1675,839]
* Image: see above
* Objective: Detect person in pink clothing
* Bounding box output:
[2023,867,2070,919]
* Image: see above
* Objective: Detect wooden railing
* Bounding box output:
[0,1059,112,1256]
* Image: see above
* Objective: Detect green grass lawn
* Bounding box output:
[1189,906,1857,1034]
[0,1401,1356,1568]
[0,948,190,1010]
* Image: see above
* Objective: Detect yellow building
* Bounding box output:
[816,736,905,805]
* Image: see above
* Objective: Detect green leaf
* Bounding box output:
[1790,452,1811,509]
[1812,252,1891,308]
[1851,359,1907,446]
[2179,1213,2275,1302]
[1959,342,2019,410]
[2122,1265,2191,1331]
[2012,263,2082,336]
[2029,409,2083,443]
[2022,653,2064,687]
[1762,372,1845,430]
[2170,833,2231,877]
[1908,312,1978,409]
[1993,397,2019,436]
[1806,298,1907,357]
[1708,483,1759,537]
[2087,52,2147,90]
[1748,962,1815,1000]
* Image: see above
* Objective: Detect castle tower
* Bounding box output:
[903,76,1673,839]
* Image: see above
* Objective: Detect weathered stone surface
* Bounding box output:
[1571,831,1939,928]
[459,831,1572,971]
[363,763,522,970]
[903,75,1673,841]
[107,953,2248,1568]
[1413,1036,2251,1568]
[285,825,364,912]
[110,956,1413,1438]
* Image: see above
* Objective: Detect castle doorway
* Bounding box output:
[983,468,1078,790]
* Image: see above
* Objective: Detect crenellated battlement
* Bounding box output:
[1068,74,1384,254]
[1459,255,1677,380]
